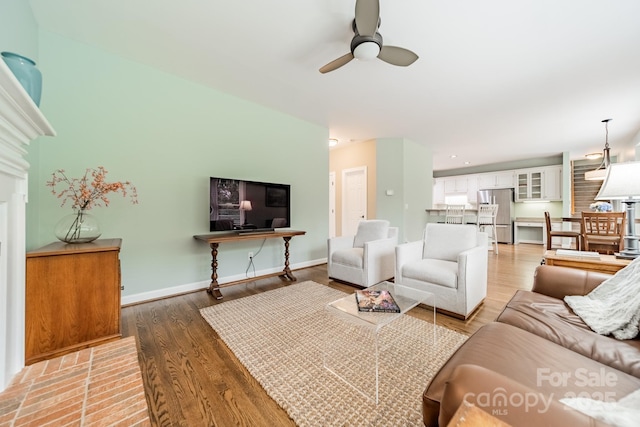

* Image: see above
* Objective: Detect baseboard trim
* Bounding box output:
[121,258,327,306]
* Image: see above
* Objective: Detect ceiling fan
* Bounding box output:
[319,0,419,74]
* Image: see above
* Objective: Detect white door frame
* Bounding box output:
[329,172,336,238]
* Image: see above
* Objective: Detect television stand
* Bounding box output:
[193,230,306,299]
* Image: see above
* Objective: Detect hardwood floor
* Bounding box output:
[122,243,546,426]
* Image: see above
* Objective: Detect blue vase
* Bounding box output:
[1,51,42,106]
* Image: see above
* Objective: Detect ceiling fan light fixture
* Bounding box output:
[353,41,380,60]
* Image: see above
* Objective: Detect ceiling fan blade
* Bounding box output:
[355,0,379,37]
[319,52,354,74]
[378,45,419,66]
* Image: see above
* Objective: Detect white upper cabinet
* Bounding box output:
[543,165,562,201]
[434,165,562,207]
[516,168,543,201]
[495,171,516,188]
[515,166,562,201]
[478,171,515,189]
[444,176,468,193]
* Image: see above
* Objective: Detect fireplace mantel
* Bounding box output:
[0,59,55,392]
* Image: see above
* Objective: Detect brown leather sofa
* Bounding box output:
[423,265,640,426]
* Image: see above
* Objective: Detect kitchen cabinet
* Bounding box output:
[543,165,562,201]
[434,165,561,207]
[515,169,543,201]
[444,176,468,193]
[515,166,562,202]
[434,176,478,206]
[478,171,515,189]
[25,239,122,365]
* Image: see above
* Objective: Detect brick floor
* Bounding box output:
[0,337,150,427]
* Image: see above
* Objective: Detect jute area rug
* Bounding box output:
[200,281,468,426]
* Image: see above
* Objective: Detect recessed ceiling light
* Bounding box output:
[450,155,457,159]
[464,161,471,165]
[585,152,602,160]
[329,138,338,147]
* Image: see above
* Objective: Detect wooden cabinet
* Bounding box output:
[25,239,122,365]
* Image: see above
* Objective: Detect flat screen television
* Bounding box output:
[210,177,291,232]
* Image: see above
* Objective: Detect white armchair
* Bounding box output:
[327,220,399,287]
[395,223,488,319]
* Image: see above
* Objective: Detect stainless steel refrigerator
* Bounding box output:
[477,188,515,244]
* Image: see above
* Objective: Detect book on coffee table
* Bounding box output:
[355,289,401,313]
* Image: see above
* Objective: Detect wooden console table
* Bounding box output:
[543,250,631,274]
[194,230,306,299]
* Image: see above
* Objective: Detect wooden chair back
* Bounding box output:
[581,211,625,254]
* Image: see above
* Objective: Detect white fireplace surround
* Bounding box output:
[0,60,55,392]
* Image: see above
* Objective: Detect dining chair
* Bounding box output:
[445,204,466,224]
[477,204,499,254]
[580,211,625,254]
[544,211,582,251]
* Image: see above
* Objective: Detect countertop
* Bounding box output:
[426,208,478,213]
[515,217,560,223]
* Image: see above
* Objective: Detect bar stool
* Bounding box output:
[445,204,466,224]
[544,212,582,251]
[477,204,499,254]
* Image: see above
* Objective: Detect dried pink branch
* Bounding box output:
[46,167,138,210]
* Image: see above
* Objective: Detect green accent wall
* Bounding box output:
[29,31,328,297]
[375,138,404,238]
[376,138,432,243]
[403,139,432,242]
[0,1,39,59]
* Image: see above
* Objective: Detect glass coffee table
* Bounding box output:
[323,281,435,404]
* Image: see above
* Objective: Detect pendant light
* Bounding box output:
[585,118,612,181]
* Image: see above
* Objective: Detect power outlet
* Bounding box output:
[248,252,253,260]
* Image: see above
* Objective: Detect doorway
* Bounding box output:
[342,166,367,236]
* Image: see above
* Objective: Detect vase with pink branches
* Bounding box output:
[47,167,138,243]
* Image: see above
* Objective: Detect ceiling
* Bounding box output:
[29,0,640,171]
